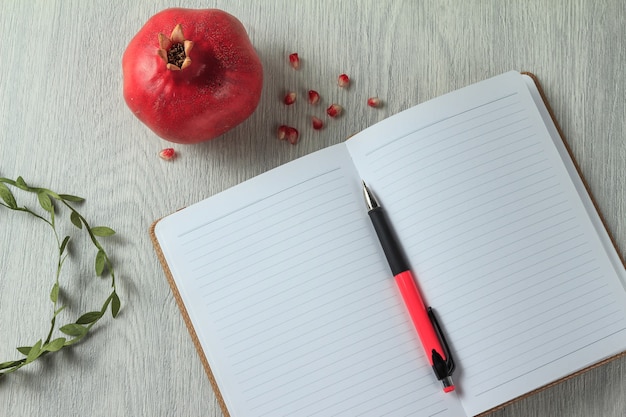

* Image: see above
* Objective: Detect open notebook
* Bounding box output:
[151,71,626,417]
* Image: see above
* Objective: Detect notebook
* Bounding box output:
[150,71,626,417]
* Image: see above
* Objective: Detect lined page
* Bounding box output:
[155,146,466,417]
[346,71,626,415]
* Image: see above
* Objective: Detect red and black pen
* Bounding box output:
[362,182,456,393]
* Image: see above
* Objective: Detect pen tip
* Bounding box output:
[361,180,379,210]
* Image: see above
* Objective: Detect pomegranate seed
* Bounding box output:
[277,125,289,140]
[283,92,296,105]
[159,148,176,160]
[337,74,350,88]
[308,90,320,105]
[286,127,299,144]
[367,97,382,108]
[277,125,299,144]
[311,116,324,130]
[288,53,300,70]
[326,103,343,118]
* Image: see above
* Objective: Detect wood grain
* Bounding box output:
[1,1,624,416]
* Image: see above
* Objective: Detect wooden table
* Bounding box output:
[1,1,624,416]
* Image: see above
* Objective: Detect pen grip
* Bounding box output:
[394,271,447,365]
[367,207,409,275]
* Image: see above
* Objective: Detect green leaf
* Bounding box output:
[43,338,66,352]
[37,191,54,213]
[76,311,102,325]
[111,291,121,318]
[25,340,42,364]
[42,189,61,200]
[70,211,82,229]
[59,235,70,256]
[63,334,86,346]
[16,346,31,356]
[53,305,67,318]
[59,323,87,337]
[50,283,59,303]
[91,226,116,237]
[0,182,17,209]
[59,194,85,203]
[0,360,21,370]
[15,176,29,190]
[95,250,106,276]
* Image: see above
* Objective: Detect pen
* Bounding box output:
[362,182,456,393]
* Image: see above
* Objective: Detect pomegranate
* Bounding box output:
[122,8,263,144]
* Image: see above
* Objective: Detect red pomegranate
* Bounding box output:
[122,8,263,144]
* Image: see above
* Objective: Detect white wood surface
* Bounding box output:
[1,1,625,416]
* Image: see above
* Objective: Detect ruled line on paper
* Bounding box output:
[375,114,533,184]
[460,283,609,368]
[435,242,591,325]
[231,291,402,365]
[200,226,375,322]
[178,168,342,239]
[364,92,519,159]
[193,206,364,282]
[457,272,604,361]
[421,218,580,276]
[247,331,419,413]
[218,265,388,346]
[438,253,599,318]
[240,322,414,391]
[454,271,604,350]
[297,369,438,417]
[185,182,351,261]
[212,252,381,329]
[401,182,561,245]
[182,175,349,255]
[187,180,354,272]
[473,325,626,397]
[407,193,573,268]
[385,146,549,212]
[471,313,624,394]
[379,128,538,196]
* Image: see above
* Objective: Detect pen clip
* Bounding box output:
[427,307,455,376]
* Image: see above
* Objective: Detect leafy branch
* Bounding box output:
[0,176,121,377]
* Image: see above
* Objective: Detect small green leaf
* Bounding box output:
[37,191,54,213]
[50,283,59,303]
[70,211,82,229]
[59,235,70,255]
[25,340,42,364]
[59,194,85,203]
[0,360,21,370]
[63,334,86,346]
[43,338,66,352]
[76,311,102,324]
[53,305,67,318]
[91,226,116,237]
[42,189,61,200]
[16,346,31,356]
[59,323,87,337]
[111,291,121,318]
[15,176,29,190]
[0,182,17,209]
[95,250,106,276]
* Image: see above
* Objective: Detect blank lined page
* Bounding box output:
[155,146,466,417]
[346,72,626,415]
